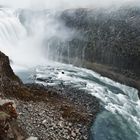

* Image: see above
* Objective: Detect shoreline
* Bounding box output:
[21,84,101,139]
[61,57,140,94]
[0,51,100,140]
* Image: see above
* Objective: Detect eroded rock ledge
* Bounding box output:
[0,51,100,140]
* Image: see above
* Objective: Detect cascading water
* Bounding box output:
[0,7,50,69]
[0,6,140,140]
[0,8,26,59]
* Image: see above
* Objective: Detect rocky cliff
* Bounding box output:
[60,7,140,78]
[52,7,140,91]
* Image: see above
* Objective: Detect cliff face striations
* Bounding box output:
[60,8,140,79]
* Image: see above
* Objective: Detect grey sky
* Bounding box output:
[0,0,139,9]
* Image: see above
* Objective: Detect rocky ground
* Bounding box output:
[0,51,100,140]
[15,85,99,140]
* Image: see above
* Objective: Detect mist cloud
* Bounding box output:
[0,0,140,9]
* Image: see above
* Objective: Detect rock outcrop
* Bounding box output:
[0,51,32,101]
[0,51,22,86]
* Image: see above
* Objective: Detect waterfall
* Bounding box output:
[0,5,140,140]
[0,8,88,68]
[0,8,26,57]
[0,8,52,69]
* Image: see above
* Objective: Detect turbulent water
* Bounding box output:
[0,8,26,61]
[0,7,140,140]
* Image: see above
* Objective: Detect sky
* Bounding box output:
[0,0,139,9]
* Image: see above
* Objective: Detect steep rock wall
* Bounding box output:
[60,7,140,80]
